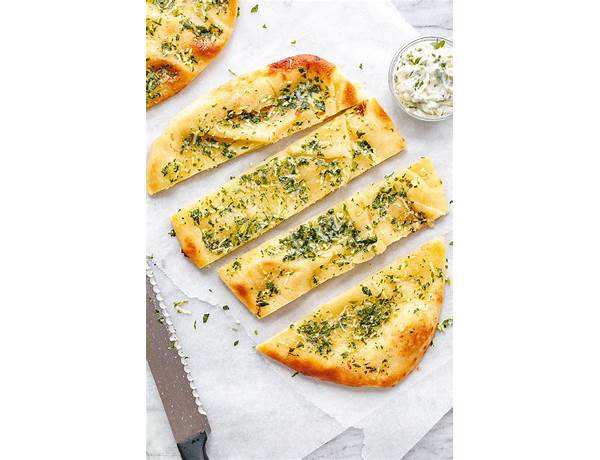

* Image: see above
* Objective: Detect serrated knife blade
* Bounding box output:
[146,264,210,460]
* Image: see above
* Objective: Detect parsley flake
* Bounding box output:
[437,318,453,332]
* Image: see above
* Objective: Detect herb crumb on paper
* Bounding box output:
[250,4,258,13]
[173,300,191,314]
[437,318,453,332]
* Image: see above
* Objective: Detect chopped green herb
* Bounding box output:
[361,285,372,296]
[233,340,239,346]
[168,228,176,237]
[173,300,191,314]
[222,305,230,310]
[291,39,297,45]
[291,371,299,377]
[437,318,453,332]
[193,320,197,329]
[250,4,258,13]
[256,280,279,307]
[262,23,267,29]
[228,68,237,76]
[358,63,363,70]
[203,313,210,323]
[433,39,446,49]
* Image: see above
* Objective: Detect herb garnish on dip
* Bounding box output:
[391,37,453,120]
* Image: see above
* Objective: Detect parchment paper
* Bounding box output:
[147,0,452,457]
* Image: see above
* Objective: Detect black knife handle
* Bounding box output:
[177,431,209,460]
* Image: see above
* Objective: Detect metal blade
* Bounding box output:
[146,264,210,444]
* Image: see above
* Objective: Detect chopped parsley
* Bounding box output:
[278,208,377,262]
[180,18,222,41]
[203,313,210,323]
[256,280,279,307]
[437,318,453,332]
[250,4,258,13]
[295,293,395,356]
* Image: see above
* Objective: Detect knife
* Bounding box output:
[146,263,210,460]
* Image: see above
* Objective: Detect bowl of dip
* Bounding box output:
[388,36,453,121]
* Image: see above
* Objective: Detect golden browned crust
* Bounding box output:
[267,54,336,77]
[256,238,447,388]
[342,82,360,108]
[170,213,209,268]
[146,59,192,108]
[147,54,363,194]
[146,0,238,109]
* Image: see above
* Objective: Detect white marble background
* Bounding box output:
[147,1,453,458]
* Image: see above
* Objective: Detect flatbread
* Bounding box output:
[171,98,406,268]
[146,0,238,108]
[256,237,447,387]
[220,158,448,318]
[147,54,362,193]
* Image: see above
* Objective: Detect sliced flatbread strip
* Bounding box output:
[146,0,238,108]
[256,237,447,387]
[171,99,406,268]
[147,54,362,194]
[220,157,447,318]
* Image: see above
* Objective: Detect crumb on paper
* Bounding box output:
[174,300,191,314]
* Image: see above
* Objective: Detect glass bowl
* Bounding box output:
[388,36,453,122]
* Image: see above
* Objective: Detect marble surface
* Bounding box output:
[147,1,453,458]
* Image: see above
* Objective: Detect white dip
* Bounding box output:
[392,39,453,119]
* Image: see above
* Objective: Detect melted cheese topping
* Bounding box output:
[147,54,361,194]
[256,238,447,387]
[220,157,448,317]
[146,0,237,108]
[171,99,406,268]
